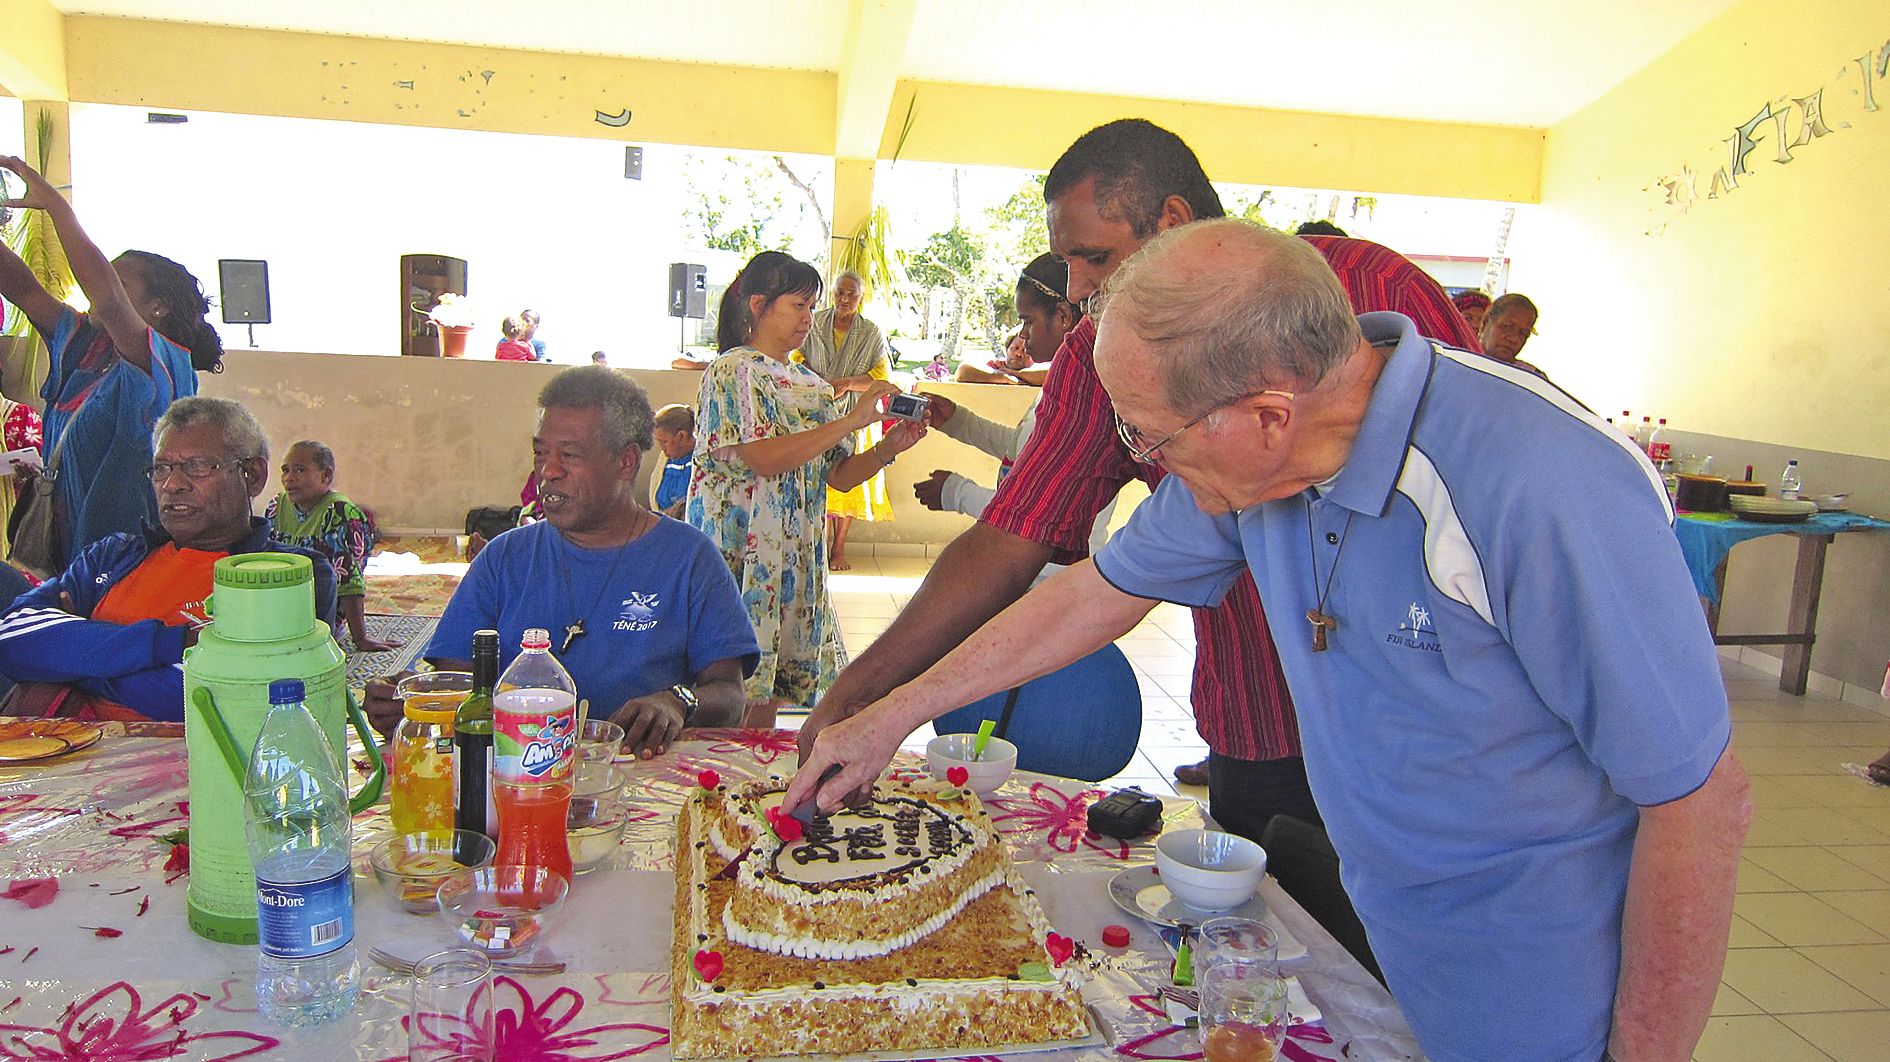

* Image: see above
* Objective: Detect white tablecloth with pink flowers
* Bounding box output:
[0,726,1421,1061]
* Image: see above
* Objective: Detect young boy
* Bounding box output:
[652,404,697,518]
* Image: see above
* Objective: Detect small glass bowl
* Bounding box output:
[436,865,569,957]
[572,761,626,800]
[371,830,497,914]
[567,792,631,874]
[575,719,625,763]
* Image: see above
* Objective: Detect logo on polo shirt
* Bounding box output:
[1387,601,1442,653]
[613,592,660,632]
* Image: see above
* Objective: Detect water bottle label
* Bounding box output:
[492,690,577,785]
[256,867,353,959]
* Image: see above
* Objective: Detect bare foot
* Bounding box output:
[1868,750,1890,786]
[830,556,852,572]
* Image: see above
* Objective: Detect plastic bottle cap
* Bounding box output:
[521,628,551,650]
[1101,924,1131,948]
[268,678,306,704]
[214,553,312,589]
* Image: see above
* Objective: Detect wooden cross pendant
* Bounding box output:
[1306,608,1337,652]
[561,620,586,654]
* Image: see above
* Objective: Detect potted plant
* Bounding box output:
[417,293,477,358]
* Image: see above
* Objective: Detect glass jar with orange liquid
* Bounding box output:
[391,673,471,833]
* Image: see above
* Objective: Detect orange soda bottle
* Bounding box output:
[491,629,577,881]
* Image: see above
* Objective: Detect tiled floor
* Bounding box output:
[828,549,1890,1062]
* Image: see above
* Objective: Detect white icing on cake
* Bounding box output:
[722,865,1006,960]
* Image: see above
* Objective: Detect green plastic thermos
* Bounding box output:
[182,553,385,944]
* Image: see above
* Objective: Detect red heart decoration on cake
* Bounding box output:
[772,812,804,843]
[1045,933,1074,967]
[696,769,721,790]
[693,949,724,982]
[946,766,970,787]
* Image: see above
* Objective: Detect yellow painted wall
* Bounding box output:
[64,17,836,156]
[1513,0,1890,460]
[883,80,1544,203]
[60,18,1543,205]
[0,0,66,99]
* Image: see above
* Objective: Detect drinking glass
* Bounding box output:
[408,947,495,1062]
[1195,917,1279,975]
[1198,961,1289,1062]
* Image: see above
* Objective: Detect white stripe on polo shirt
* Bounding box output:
[1393,446,1494,626]
[1436,347,1674,524]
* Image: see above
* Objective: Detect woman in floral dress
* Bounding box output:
[687,252,925,722]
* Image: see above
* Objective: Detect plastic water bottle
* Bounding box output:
[1779,461,1802,502]
[1634,416,1654,453]
[244,678,360,1027]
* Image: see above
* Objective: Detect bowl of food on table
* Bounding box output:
[371,829,497,914]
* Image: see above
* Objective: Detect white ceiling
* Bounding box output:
[55,0,1741,127]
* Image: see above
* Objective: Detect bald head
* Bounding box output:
[1094,219,1362,419]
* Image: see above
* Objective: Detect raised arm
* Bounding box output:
[0,156,152,371]
[0,236,66,338]
[827,419,926,493]
[728,379,896,476]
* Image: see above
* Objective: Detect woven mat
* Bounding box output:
[345,614,436,686]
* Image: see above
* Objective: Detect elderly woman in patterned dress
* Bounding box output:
[798,271,893,572]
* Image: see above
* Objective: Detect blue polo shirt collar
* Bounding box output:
[1323,312,1438,518]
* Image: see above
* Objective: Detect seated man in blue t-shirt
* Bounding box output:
[366,369,758,757]
[651,404,697,519]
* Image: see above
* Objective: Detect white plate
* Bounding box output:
[1107,865,1306,961]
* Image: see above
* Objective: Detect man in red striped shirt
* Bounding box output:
[804,119,1476,842]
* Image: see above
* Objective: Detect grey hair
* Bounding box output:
[537,366,655,452]
[288,440,336,475]
[1094,218,1362,417]
[154,396,270,462]
[834,271,865,290]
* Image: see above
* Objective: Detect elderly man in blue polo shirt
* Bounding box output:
[790,219,1751,1062]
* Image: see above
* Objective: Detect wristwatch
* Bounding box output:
[670,684,700,725]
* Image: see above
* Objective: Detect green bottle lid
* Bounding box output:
[212,552,312,589]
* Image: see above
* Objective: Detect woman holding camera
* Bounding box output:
[0,155,218,573]
[688,251,925,722]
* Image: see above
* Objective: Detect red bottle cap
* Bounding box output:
[1101,924,1131,948]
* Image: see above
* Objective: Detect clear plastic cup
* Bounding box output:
[1198,962,1288,1062]
[408,947,494,1062]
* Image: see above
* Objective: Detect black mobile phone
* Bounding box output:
[885,393,930,422]
[1086,786,1164,839]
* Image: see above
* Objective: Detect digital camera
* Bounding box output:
[885,393,931,423]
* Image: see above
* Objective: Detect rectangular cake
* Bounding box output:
[670,776,1089,1059]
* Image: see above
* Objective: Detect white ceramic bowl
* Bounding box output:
[925,733,1018,796]
[1155,829,1267,912]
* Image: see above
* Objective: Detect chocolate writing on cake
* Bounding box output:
[769,795,972,891]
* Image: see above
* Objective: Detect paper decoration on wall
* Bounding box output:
[1643,33,1888,236]
[595,109,633,128]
